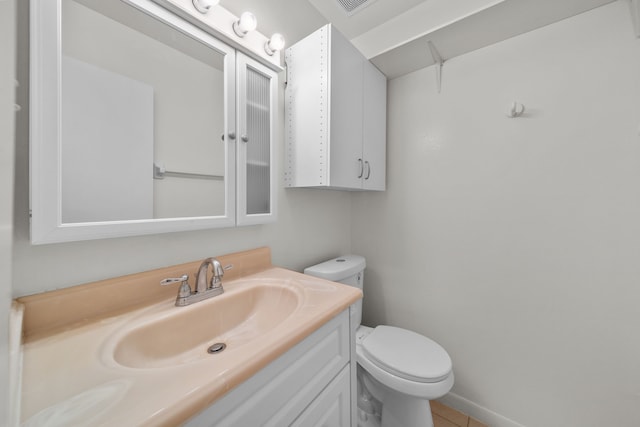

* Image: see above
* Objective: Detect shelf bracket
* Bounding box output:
[427,41,444,93]
[630,0,640,38]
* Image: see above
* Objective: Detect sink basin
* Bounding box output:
[112,282,301,369]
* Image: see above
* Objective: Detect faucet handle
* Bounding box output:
[208,260,233,288]
[160,274,189,286]
[161,274,192,299]
[215,260,225,276]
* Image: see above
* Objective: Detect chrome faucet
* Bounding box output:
[195,257,225,294]
[161,257,227,307]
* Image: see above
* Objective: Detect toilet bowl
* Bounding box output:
[304,256,454,427]
[355,326,454,427]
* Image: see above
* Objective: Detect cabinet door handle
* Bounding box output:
[364,161,371,180]
[241,134,249,143]
[357,158,364,178]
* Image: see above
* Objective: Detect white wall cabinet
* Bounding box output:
[185,309,353,426]
[30,0,278,244]
[285,24,387,191]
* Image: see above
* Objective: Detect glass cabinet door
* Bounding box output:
[236,53,277,225]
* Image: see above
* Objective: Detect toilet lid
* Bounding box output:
[361,326,452,383]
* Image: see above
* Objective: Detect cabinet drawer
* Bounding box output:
[291,365,351,427]
[186,310,350,426]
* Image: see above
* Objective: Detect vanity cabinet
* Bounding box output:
[285,24,387,191]
[185,309,354,427]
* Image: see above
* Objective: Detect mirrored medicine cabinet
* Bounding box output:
[30,0,278,244]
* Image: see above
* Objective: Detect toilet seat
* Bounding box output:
[362,326,452,383]
[356,325,454,399]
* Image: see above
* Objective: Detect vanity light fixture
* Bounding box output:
[192,0,219,14]
[233,11,257,37]
[265,33,285,56]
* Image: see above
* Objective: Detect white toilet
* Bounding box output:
[305,255,454,427]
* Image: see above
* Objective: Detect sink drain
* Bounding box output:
[207,342,226,354]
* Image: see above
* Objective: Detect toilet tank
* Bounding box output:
[304,255,366,325]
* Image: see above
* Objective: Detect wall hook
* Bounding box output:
[507,102,525,118]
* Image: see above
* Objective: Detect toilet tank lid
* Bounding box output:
[304,255,366,281]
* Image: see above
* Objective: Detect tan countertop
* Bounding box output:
[18,248,361,426]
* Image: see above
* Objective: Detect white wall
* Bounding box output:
[0,0,16,424]
[352,2,640,427]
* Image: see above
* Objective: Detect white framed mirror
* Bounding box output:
[30,0,238,244]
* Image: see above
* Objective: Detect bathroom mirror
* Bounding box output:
[30,0,237,243]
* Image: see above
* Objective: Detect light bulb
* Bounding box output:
[192,0,219,14]
[233,12,257,37]
[265,33,285,56]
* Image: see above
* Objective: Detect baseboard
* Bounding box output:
[9,302,24,427]
[438,392,527,427]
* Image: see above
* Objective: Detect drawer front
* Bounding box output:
[291,365,351,427]
[186,310,350,427]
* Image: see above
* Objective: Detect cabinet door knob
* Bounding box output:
[241,134,249,143]
[358,158,364,178]
[364,161,371,180]
[227,132,236,140]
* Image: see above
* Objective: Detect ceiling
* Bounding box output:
[220,0,622,78]
[306,0,425,39]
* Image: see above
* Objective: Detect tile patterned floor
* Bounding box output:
[432,401,489,427]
